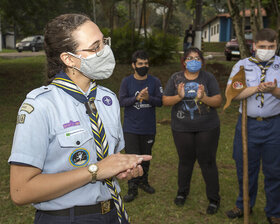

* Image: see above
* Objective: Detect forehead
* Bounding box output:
[186,51,200,58]
[255,40,277,46]
[72,21,103,49]
[136,58,148,63]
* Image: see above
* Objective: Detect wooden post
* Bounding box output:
[242,99,249,224]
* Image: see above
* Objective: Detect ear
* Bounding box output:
[60,52,75,67]
[132,62,136,70]
[253,42,256,51]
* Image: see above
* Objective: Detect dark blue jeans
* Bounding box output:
[233,114,280,218]
[34,208,130,224]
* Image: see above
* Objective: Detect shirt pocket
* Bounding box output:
[246,71,258,87]
[103,125,120,154]
[57,128,92,148]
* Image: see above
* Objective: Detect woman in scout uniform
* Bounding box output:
[9,13,151,224]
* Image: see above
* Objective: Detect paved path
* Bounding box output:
[0,51,45,58]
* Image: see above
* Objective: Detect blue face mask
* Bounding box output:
[186,60,202,73]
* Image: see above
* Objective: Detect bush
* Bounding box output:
[203,42,226,52]
[102,24,179,65]
[143,30,179,65]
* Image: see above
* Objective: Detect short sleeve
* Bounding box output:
[227,60,243,85]
[163,74,176,96]
[8,98,49,169]
[115,98,125,153]
[205,72,221,97]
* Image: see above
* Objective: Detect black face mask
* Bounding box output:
[135,66,149,77]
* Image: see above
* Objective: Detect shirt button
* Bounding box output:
[76,141,80,145]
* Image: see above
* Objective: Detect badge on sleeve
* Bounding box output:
[20,103,34,114]
[273,64,280,70]
[102,96,112,106]
[17,114,26,124]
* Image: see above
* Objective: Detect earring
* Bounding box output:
[72,67,75,76]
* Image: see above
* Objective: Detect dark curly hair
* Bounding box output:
[44,14,91,84]
[183,47,205,64]
[131,50,149,64]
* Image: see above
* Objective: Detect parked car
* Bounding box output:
[224,38,253,61]
[16,35,44,52]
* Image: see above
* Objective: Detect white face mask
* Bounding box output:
[255,49,276,61]
[68,45,116,80]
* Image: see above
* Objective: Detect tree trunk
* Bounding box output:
[272,0,280,43]
[99,0,115,34]
[256,0,263,29]
[227,0,250,58]
[143,0,147,39]
[164,0,173,33]
[242,0,246,32]
[138,0,144,36]
[250,0,258,41]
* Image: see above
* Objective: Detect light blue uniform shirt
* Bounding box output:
[9,84,124,211]
[228,56,280,117]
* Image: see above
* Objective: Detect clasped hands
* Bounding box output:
[257,79,278,93]
[178,82,205,100]
[96,153,152,181]
[136,87,149,102]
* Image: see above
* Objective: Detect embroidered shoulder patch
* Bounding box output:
[17,114,26,124]
[102,96,112,106]
[20,103,34,114]
[232,81,244,89]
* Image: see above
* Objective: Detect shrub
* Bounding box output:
[102,24,179,65]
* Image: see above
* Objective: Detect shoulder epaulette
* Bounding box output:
[97,85,116,96]
[26,86,52,99]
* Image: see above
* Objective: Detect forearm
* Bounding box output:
[225,84,258,100]
[271,87,280,99]
[119,96,137,107]
[162,95,182,106]
[148,96,162,107]
[200,94,222,108]
[234,86,258,100]
[10,165,91,205]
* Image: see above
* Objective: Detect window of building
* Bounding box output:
[204,30,207,38]
[217,24,220,34]
[214,26,216,35]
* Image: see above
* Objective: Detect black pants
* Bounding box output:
[172,126,220,202]
[124,132,155,187]
[34,208,129,224]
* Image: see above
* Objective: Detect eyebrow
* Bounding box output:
[87,40,101,49]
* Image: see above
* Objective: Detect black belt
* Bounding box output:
[247,113,280,121]
[38,199,114,216]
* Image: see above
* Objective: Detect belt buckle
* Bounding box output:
[101,200,111,214]
[256,117,263,121]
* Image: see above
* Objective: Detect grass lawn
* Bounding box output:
[0,56,267,224]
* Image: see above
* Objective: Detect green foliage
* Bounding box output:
[203,42,226,52]
[102,23,143,64]
[102,24,179,65]
[143,30,179,65]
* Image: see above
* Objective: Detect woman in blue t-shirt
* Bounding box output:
[162,47,222,214]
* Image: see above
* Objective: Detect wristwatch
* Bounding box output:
[88,164,99,183]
